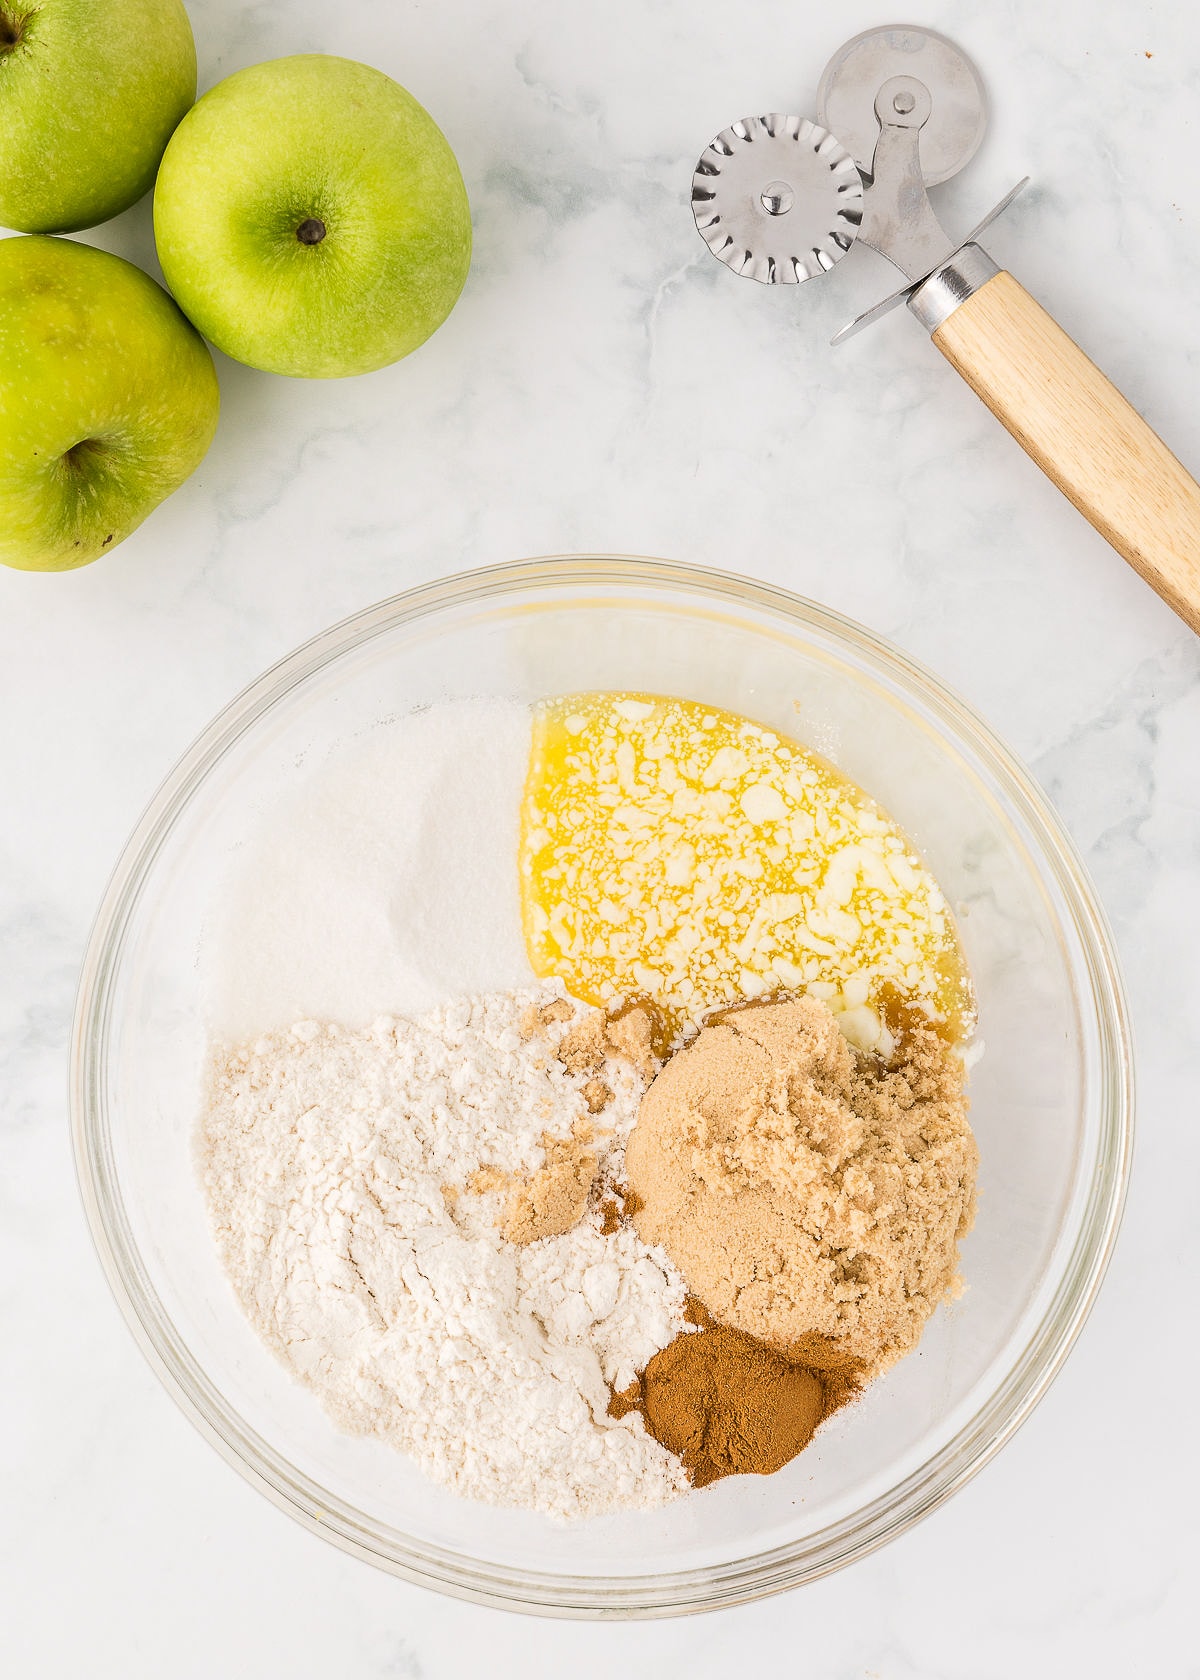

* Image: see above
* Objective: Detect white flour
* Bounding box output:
[199,983,689,1520]
[206,700,536,1042]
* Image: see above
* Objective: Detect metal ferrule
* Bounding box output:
[908,243,1000,333]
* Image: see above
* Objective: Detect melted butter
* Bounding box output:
[519,692,974,1046]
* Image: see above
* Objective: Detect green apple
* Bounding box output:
[153,54,472,378]
[0,0,196,234]
[0,236,220,571]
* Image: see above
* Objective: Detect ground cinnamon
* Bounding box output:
[610,1301,860,1487]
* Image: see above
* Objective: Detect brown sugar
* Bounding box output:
[503,1136,598,1245]
[463,1122,601,1247]
[459,993,669,1248]
[601,1001,668,1081]
[556,1012,608,1074]
[624,994,976,1374]
[553,1000,664,1086]
[464,1164,508,1196]
[582,1078,613,1114]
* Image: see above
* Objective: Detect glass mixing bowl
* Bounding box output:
[71,557,1132,1617]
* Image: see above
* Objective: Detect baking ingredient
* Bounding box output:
[206,700,535,1042]
[0,237,219,572]
[491,998,664,1243]
[625,993,977,1373]
[520,693,973,1047]
[503,1132,598,1245]
[154,55,472,378]
[0,0,195,233]
[610,1313,836,1487]
[553,997,668,1085]
[200,983,690,1519]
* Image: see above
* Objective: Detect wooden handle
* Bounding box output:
[932,270,1200,633]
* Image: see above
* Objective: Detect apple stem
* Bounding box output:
[0,9,26,49]
[296,218,327,246]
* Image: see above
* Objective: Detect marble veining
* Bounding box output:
[2,0,1198,1672]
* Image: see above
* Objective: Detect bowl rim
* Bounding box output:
[70,554,1134,1617]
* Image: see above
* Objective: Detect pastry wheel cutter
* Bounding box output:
[692,24,1200,633]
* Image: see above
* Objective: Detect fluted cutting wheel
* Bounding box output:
[691,113,863,285]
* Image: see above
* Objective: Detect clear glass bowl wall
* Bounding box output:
[72,558,1131,1616]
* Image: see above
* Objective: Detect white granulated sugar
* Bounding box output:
[199,982,689,1520]
[206,699,535,1042]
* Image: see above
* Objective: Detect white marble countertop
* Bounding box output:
[3,0,1198,1672]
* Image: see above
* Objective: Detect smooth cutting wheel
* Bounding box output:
[816,24,987,186]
